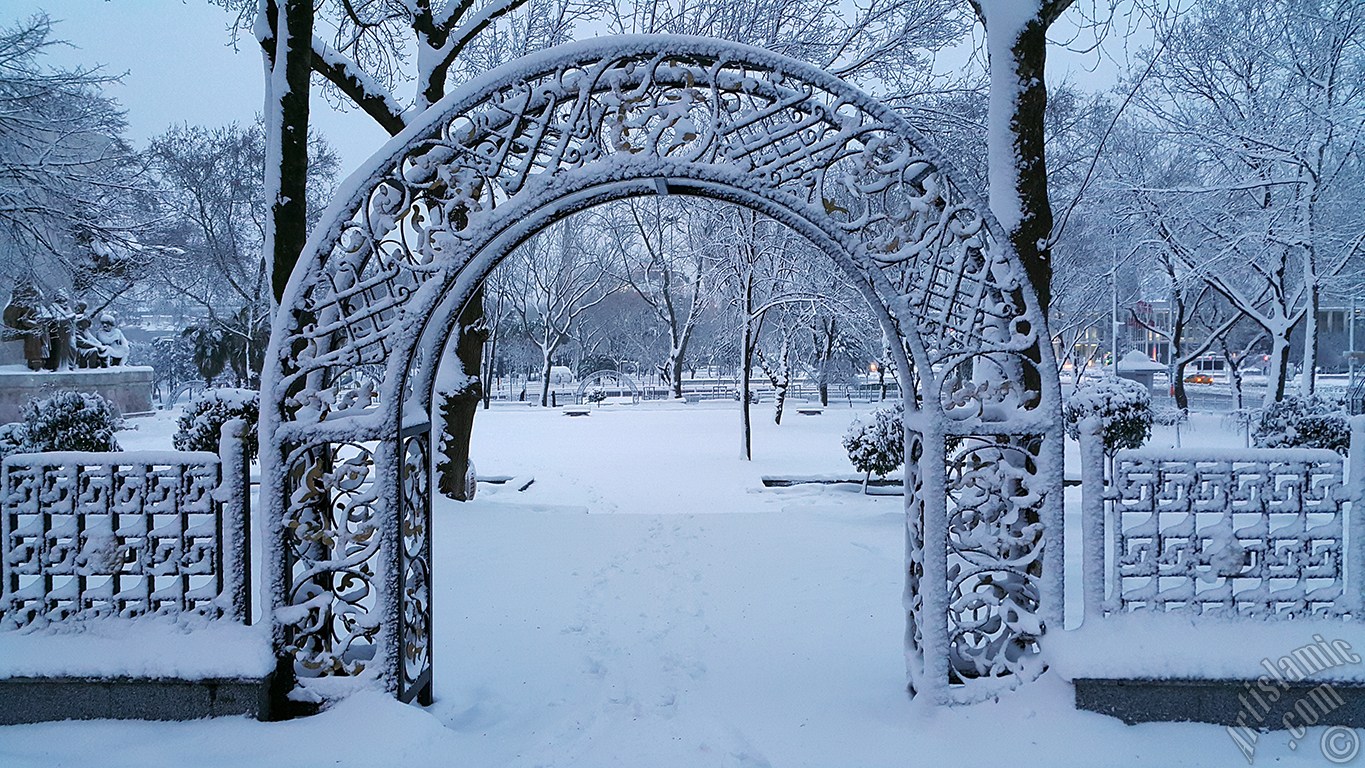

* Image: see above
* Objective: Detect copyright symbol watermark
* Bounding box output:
[1322,727,1360,764]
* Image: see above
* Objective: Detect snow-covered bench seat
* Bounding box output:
[1053,614,1365,729]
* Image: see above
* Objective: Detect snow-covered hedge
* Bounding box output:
[1063,377,1152,455]
[843,403,903,484]
[174,388,260,461]
[1252,394,1349,455]
[18,390,122,453]
[0,422,28,462]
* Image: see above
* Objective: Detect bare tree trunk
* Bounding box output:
[739,273,754,460]
[1266,332,1292,407]
[481,325,498,409]
[438,286,486,500]
[262,0,314,302]
[1172,359,1190,410]
[668,334,691,399]
[974,3,1067,403]
[772,345,788,425]
[1301,283,1319,397]
[539,354,553,407]
[979,8,1057,318]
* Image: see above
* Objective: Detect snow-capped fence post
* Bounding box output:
[1348,415,1365,617]
[217,418,251,624]
[1077,416,1106,620]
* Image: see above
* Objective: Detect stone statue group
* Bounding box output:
[2,282,129,371]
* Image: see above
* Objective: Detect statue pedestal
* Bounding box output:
[0,340,26,368]
[0,366,155,423]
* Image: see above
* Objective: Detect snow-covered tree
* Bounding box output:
[1118,0,1365,404]
[592,198,712,399]
[217,0,563,496]
[967,0,1079,318]
[145,122,338,386]
[843,403,905,490]
[0,15,150,296]
[701,206,804,456]
[503,219,617,406]
[607,0,965,98]
[1062,376,1152,457]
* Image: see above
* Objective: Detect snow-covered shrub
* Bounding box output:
[1151,404,1189,447]
[174,388,259,461]
[586,386,607,404]
[843,403,904,486]
[1063,377,1152,455]
[0,422,29,461]
[21,390,121,453]
[1252,395,1348,455]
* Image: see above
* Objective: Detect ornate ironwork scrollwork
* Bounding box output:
[944,436,1046,685]
[281,442,383,679]
[397,426,433,704]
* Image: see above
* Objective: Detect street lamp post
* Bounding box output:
[1111,245,1121,376]
[1351,293,1357,389]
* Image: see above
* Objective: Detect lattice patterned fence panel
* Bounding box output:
[1,441,249,630]
[1080,441,1350,619]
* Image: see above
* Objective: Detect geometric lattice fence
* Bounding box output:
[0,422,251,630]
[1080,427,1359,620]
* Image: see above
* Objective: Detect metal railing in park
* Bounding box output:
[0,421,250,630]
[1078,419,1363,622]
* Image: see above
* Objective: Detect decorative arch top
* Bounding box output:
[269,35,1045,432]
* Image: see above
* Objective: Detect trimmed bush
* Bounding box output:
[21,390,122,453]
[174,388,260,461]
[1063,377,1153,455]
[0,422,28,461]
[843,403,904,485]
[1252,395,1348,455]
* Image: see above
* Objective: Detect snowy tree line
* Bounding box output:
[4,0,1362,417]
[1048,0,1365,409]
[1,14,339,391]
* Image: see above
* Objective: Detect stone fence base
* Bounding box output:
[0,674,274,724]
[1075,678,1365,728]
[0,365,155,422]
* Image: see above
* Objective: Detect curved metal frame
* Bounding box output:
[575,370,643,403]
[260,35,1064,705]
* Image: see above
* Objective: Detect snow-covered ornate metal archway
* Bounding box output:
[261,35,1063,706]
[576,370,643,403]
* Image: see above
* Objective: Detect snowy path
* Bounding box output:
[430,500,906,768]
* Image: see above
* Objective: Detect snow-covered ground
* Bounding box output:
[0,401,1349,767]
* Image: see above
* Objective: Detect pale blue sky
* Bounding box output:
[4,0,388,175]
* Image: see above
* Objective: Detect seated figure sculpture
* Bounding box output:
[46,289,78,371]
[74,310,106,368]
[93,313,129,367]
[2,284,129,370]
